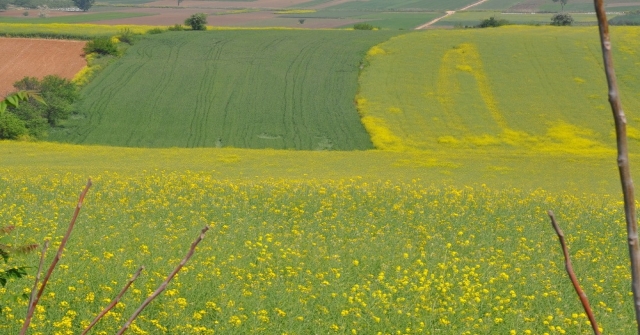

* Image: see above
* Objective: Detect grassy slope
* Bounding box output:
[52,30,397,150]
[434,11,612,26]
[325,0,480,11]
[357,26,640,155]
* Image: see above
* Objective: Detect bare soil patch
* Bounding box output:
[0,38,86,97]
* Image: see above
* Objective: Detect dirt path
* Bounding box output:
[415,0,490,29]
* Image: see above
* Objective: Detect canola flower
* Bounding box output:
[0,171,634,333]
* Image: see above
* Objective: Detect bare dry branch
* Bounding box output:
[548,211,601,335]
[592,1,640,332]
[27,240,49,310]
[116,226,210,335]
[20,178,92,335]
[81,266,145,335]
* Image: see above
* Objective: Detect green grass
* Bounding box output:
[52,30,398,150]
[0,12,154,24]
[357,26,640,155]
[610,13,640,26]
[434,11,613,27]
[0,22,163,39]
[278,10,443,30]
[324,0,480,11]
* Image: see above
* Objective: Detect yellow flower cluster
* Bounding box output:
[0,171,633,333]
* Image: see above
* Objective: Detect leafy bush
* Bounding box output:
[185,13,207,30]
[551,13,574,26]
[168,24,185,31]
[353,23,375,30]
[84,36,118,56]
[478,16,509,28]
[147,27,164,34]
[117,27,135,45]
[73,0,95,11]
[0,112,28,139]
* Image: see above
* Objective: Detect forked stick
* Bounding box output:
[20,179,92,335]
[115,226,210,335]
[27,240,49,309]
[548,211,600,335]
[592,1,640,332]
[81,266,145,335]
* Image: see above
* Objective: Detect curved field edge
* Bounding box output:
[356,26,640,155]
[52,30,400,150]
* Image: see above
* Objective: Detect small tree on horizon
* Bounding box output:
[73,0,95,11]
[185,13,207,30]
[552,0,568,12]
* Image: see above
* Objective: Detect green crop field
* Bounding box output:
[277,10,442,30]
[0,22,163,38]
[434,11,611,27]
[323,0,480,11]
[357,26,640,155]
[2,22,640,335]
[0,12,154,24]
[51,30,398,150]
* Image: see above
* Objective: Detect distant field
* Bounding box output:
[357,26,640,154]
[0,38,86,97]
[0,12,154,24]
[0,22,163,38]
[278,10,442,29]
[323,0,481,11]
[434,11,612,27]
[52,30,399,149]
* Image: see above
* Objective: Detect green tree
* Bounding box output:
[552,0,568,12]
[73,0,95,11]
[0,0,9,10]
[551,13,574,26]
[185,13,207,30]
[13,75,78,127]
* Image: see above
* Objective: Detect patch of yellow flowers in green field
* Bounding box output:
[0,171,634,334]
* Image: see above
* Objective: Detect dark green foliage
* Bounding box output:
[73,0,95,11]
[168,24,185,31]
[147,27,164,34]
[478,16,509,28]
[117,27,135,45]
[185,13,207,30]
[84,36,118,56]
[0,112,28,139]
[353,22,374,30]
[0,0,9,10]
[551,13,573,26]
[2,76,79,139]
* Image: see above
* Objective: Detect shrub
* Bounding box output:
[609,13,640,26]
[168,23,185,31]
[0,112,28,139]
[84,36,118,56]
[478,16,509,28]
[353,23,375,30]
[551,13,574,26]
[185,13,207,30]
[117,27,135,45]
[147,27,164,34]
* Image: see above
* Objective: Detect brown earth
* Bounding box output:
[0,38,86,97]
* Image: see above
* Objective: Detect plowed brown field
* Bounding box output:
[0,38,86,97]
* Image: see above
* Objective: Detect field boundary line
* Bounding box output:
[415,0,490,29]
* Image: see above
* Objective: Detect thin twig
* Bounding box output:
[548,211,601,334]
[20,178,92,335]
[116,226,210,335]
[27,240,49,309]
[592,1,640,333]
[81,266,145,335]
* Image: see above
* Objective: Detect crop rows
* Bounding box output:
[53,30,398,150]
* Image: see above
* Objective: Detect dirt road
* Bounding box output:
[415,0,490,29]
